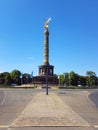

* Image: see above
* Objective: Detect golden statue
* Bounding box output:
[44,18,51,29]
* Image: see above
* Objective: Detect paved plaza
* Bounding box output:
[0,88,98,130]
[11,92,89,127]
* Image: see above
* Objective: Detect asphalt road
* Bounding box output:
[0,90,5,105]
[59,89,98,127]
[88,90,98,107]
[0,88,98,130]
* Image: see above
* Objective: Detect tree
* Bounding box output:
[69,71,79,86]
[3,72,11,85]
[59,74,64,85]
[63,72,69,86]
[0,73,4,84]
[86,71,97,87]
[10,70,21,85]
[0,72,11,85]
[22,73,31,84]
[78,75,86,86]
[86,71,96,77]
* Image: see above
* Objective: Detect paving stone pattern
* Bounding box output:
[11,92,90,127]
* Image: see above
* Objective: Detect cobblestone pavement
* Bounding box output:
[11,92,90,127]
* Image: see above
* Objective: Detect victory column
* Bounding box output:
[32,18,58,86]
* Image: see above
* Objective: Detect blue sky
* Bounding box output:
[0,0,98,76]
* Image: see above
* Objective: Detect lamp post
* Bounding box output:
[46,68,48,95]
[68,73,69,86]
[20,71,23,85]
[64,73,66,90]
[30,71,33,84]
[58,74,60,88]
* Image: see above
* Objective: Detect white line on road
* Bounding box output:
[0,125,9,128]
[94,125,98,128]
[87,92,96,106]
[0,90,6,106]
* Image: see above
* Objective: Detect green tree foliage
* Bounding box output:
[3,72,11,85]
[63,73,69,86]
[59,74,64,85]
[10,70,21,85]
[78,76,86,86]
[0,69,98,88]
[69,71,79,86]
[86,71,97,87]
[22,73,31,84]
[0,72,11,85]
[86,71,96,77]
[0,73,4,84]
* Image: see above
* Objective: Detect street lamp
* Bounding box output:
[30,71,33,83]
[58,74,60,88]
[20,71,23,85]
[63,73,66,89]
[46,68,48,95]
[69,73,70,87]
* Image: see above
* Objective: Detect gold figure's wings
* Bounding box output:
[45,18,51,28]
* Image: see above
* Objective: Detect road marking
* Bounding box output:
[94,125,98,128]
[87,92,96,106]
[0,125,9,128]
[0,90,6,106]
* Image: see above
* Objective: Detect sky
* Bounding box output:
[0,0,98,76]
